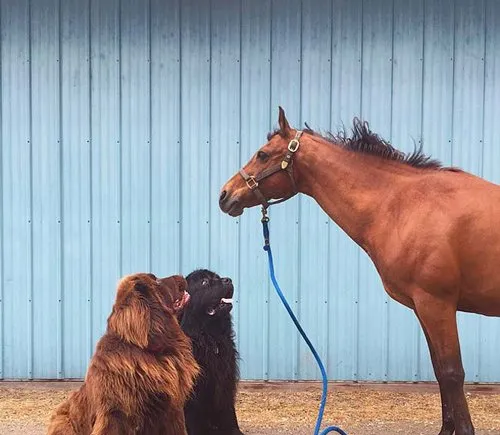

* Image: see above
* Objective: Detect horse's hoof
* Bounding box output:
[438,424,455,435]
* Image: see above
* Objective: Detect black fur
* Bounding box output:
[181,269,244,435]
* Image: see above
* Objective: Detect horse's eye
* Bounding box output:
[201,279,209,287]
[257,150,269,161]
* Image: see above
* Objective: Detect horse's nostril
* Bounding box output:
[221,277,232,285]
[219,190,227,203]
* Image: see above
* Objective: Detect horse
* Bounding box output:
[219,107,500,435]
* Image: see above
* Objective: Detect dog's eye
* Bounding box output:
[256,150,269,162]
[201,279,209,287]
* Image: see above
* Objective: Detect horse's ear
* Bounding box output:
[278,106,291,135]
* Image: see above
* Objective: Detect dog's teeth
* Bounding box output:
[221,298,233,304]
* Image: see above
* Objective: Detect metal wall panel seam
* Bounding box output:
[481,0,487,179]
[416,0,427,382]
[294,0,304,382]
[178,0,183,272]
[148,0,153,273]
[358,0,393,381]
[2,0,33,379]
[179,0,211,273]
[418,0,456,380]
[60,0,92,376]
[385,0,396,382]
[0,0,4,379]
[150,0,182,276]
[450,0,456,163]
[453,0,485,381]
[31,0,62,377]
[354,0,364,382]
[480,0,500,381]
[84,12,94,369]
[57,0,63,379]
[236,0,243,350]
[27,0,34,380]
[328,0,362,382]
[238,0,271,379]
[358,0,364,120]
[87,0,94,364]
[121,0,150,275]
[267,0,296,380]
[478,0,489,382]
[389,0,423,381]
[324,0,334,376]
[208,0,212,267]
[263,0,272,381]
[118,0,123,278]
[322,0,335,376]
[89,0,122,355]
[176,0,182,270]
[478,0,488,380]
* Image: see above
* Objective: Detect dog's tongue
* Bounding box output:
[173,291,190,312]
[221,298,233,304]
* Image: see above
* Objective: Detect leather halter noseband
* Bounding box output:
[239,130,303,209]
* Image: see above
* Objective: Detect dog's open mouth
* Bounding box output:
[173,291,191,312]
[207,297,233,316]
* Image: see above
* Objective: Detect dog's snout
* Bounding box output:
[221,277,232,285]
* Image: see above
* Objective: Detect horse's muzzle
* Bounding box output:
[219,191,243,216]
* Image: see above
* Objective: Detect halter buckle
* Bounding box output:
[245,176,258,190]
[288,138,300,153]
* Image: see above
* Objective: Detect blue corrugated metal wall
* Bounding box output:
[1,0,500,381]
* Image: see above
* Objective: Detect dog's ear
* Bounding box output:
[108,282,150,348]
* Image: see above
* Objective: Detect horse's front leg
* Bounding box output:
[418,315,455,434]
[414,293,474,435]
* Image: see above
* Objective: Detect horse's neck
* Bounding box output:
[295,137,406,250]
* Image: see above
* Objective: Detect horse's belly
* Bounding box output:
[458,285,500,317]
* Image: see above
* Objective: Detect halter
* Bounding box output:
[239,130,303,209]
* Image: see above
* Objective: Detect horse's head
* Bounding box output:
[219,107,303,216]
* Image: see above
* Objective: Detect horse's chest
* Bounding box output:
[382,284,415,309]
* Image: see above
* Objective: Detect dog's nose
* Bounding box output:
[221,277,232,285]
[219,190,227,204]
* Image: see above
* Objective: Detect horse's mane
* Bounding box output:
[269,118,457,171]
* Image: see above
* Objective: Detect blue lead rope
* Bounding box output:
[261,212,348,435]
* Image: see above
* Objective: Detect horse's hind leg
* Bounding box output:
[414,294,474,435]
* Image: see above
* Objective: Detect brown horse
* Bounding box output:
[219,107,500,435]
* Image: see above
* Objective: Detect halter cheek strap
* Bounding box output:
[239,130,303,210]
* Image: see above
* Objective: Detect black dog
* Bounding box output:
[181,269,244,435]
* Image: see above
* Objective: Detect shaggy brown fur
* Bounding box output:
[47,273,200,435]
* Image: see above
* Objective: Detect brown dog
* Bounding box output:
[47,273,200,435]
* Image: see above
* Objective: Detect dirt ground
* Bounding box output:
[1,381,499,435]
